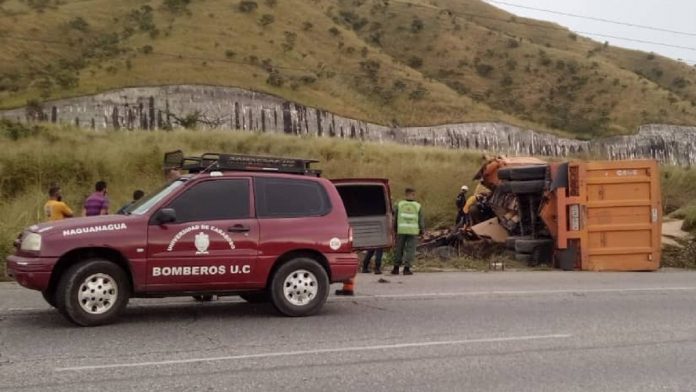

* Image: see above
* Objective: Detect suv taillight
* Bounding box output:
[348,227,354,245]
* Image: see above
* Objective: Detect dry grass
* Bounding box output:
[0,124,485,266]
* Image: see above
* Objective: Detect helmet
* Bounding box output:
[461,185,469,191]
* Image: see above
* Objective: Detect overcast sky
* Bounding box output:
[484,0,696,65]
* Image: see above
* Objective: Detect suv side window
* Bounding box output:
[167,179,250,222]
[255,177,331,218]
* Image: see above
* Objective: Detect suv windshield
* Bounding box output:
[128,180,186,215]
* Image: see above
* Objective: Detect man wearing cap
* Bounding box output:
[455,185,469,226]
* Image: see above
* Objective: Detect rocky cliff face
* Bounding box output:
[2,85,694,166]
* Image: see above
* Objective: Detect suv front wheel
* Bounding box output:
[270,257,329,317]
[56,259,130,326]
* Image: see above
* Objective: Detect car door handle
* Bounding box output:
[228,224,250,233]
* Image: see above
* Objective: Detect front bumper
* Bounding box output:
[327,253,358,283]
[6,255,54,291]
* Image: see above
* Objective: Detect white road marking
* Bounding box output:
[54,333,572,372]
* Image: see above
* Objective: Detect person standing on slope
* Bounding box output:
[83,180,109,216]
[44,185,73,221]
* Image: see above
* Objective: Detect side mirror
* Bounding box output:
[153,208,177,225]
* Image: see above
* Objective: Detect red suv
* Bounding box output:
[6,152,393,326]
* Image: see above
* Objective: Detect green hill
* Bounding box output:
[1,0,695,137]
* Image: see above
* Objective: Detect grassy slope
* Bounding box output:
[0,124,485,267]
[1,0,695,137]
[2,123,696,273]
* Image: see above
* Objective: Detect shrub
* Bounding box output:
[359,60,380,80]
[407,56,423,68]
[266,70,285,87]
[162,0,191,14]
[224,49,236,59]
[302,21,313,31]
[238,1,258,12]
[258,14,274,26]
[0,119,42,140]
[506,38,519,49]
[673,77,688,89]
[141,45,153,54]
[26,0,51,12]
[328,26,341,36]
[67,17,90,32]
[475,63,494,77]
[409,84,428,100]
[500,74,513,86]
[410,17,424,33]
[281,31,297,52]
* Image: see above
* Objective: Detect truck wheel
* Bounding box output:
[42,289,57,308]
[56,259,130,327]
[270,257,329,317]
[531,244,554,267]
[192,295,214,302]
[515,238,554,254]
[239,292,269,303]
[497,165,548,181]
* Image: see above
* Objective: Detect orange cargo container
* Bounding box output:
[542,160,662,271]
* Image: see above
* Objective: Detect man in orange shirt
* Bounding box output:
[44,186,74,221]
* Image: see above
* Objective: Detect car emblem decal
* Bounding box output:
[194,232,210,255]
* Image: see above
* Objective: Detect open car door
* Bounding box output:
[331,179,394,250]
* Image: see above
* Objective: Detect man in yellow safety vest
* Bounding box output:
[391,188,425,275]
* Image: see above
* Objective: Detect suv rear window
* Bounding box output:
[336,185,387,217]
[255,177,331,218]
[167,179,250,222]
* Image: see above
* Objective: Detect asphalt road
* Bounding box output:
[2,271,696,391]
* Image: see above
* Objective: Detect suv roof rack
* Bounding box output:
[164,150,321,176]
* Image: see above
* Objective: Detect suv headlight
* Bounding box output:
[21,232,42,252]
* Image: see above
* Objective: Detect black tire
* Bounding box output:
[515,238,554,254]
[514,253,532,263]
[498,165,548,181]
[499,180,546,195]
[505,236,532,250]
[42,289,57,308]
[239,292,269,303]
[55,259,130,327]
[270,257,329,317]
[193,295,214,302]
[530,245,554,267]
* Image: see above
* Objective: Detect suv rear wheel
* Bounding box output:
[56,259,130,327]
[270,257,329,317]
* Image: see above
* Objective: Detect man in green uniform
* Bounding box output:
[392,188,425,276]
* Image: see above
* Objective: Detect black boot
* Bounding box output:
[361,267,370,273]
[403,267,413,276]
[391,266,400,275]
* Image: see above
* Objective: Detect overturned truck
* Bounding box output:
[473,157,662,271]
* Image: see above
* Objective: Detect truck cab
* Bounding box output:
[6,152,393,326]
